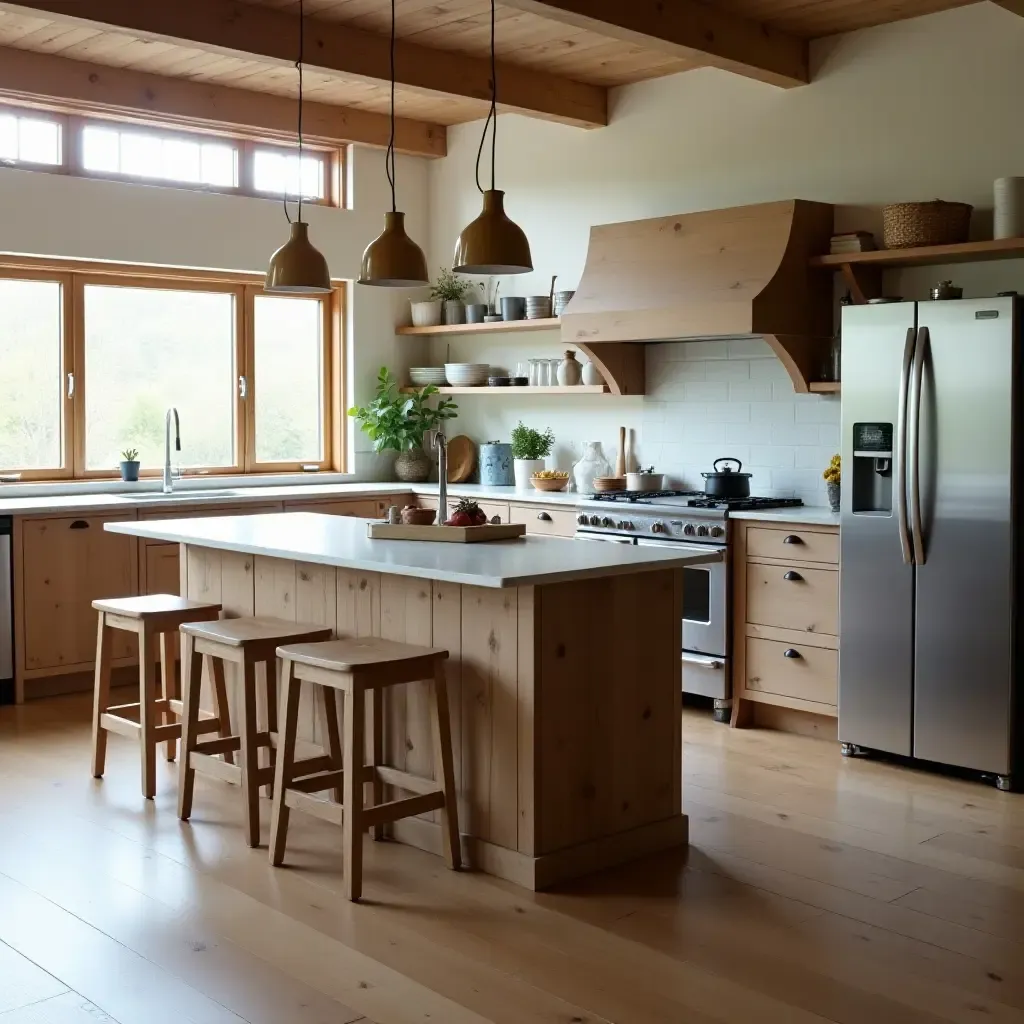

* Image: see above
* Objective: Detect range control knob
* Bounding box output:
[697,525,710,537]
[589,515,602,527]
[602,516,615,528]
[651,522,666,534]
[577,514,589,525]
[618,520,633,531]
[710,525,725,538]
[682,523,696,536]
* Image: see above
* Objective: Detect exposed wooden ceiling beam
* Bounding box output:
[0,45,446,157]
[498,0,809,89]
[0,0,608,128]
[991,0,1024,15]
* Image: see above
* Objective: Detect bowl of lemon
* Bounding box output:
[531,470,570,492]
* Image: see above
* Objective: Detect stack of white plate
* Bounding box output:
[409,367,448,387]
[445,363,490,387]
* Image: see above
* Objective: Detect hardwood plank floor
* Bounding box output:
[2,692,1024,1023]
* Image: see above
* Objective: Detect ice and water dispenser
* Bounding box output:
[851,422,894,514]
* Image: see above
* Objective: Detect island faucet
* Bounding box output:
[435,430,447,519]
[163,407,180,494]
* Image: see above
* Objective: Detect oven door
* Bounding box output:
[635,540,727,658]
[574,530,636,544]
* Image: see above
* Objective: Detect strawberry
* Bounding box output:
[446,511,473,527]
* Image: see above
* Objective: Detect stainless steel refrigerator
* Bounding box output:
[839,296,1020,789]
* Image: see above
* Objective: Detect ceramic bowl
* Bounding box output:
[592,476,627,492]
[400,506,437,526]
[531,476,569,492]
[409,367,448,387]
[445,362,490,386]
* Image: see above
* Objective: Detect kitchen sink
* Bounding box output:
[117,489,248,501]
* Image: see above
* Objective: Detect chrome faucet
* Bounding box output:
[434,430,448,519]
[163,407,180,494]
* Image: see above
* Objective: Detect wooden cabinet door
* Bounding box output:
[284,499,380,517]
[21,514,138,671]
[508,503,578,537]
[143,542,180,597]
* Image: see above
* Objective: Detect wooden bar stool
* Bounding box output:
[269,637,461,901]
[177,616,333,847]
[91,594,222,799]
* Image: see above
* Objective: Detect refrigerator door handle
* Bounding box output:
[909,325,929,566]
[895,325,916,565]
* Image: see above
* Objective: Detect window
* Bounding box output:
[0,259,342,479]
[252,147,325,202]
[251,294,326,465]
[82,283,239,472]
[0,277,67,474]
[0,109,62,166]
[82,124,238,188]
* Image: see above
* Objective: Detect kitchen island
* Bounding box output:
[107,512,717,890]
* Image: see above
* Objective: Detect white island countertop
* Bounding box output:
[106,512,719,588]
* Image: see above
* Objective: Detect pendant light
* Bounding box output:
[265,0,331,295]
[452,0,532,275]
[358,0,428,286]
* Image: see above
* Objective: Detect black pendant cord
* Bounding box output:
[473,0,497,194]
[284,0,307,225]
[387,0,396,213]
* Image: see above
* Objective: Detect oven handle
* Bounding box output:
[634,539,725,561]
[682,652,725,670]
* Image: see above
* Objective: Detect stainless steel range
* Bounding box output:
[575,490,803,722]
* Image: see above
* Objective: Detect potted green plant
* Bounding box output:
[120,447,141,482]
[349,367,458,482]
[510,422,554,491]
[431,267,473,325]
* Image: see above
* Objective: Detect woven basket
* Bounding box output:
[882,201,973,249]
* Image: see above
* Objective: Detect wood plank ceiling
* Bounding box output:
[0,0,994,156]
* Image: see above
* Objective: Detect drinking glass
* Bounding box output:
[548,358,561,386]
[528,358,540,386]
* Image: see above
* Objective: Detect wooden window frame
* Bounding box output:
[0,103,68,174]
[0,266,75,481]
[0,255,346,481]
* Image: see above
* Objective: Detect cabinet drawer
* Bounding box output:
[746,563,838,636]
[746,527,838,564]
[285,499,379,518]
[745,637,838,706]
[508,504,577,538]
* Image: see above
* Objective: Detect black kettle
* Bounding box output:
[701,458,752,499]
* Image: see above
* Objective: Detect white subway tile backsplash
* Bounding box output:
[702,402,751,423]
[728,382,774,403]
[727,338,774,359]
[749,446,796,469]
[683,381,730,402]
[705,360,750,382]
[818,424,841,448]
[749,402,795,424]
[724,422,768,444]
[771,422,821,446]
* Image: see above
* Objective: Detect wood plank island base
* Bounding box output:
[107,512,718,891]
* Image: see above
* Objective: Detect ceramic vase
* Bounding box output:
[581,360,605,387]
[827,480,841,513]
[411,300,442,327]
[480,442,514,486]
[573,441,612,494]
[395,445,431,482]
[513,458,545,491]
[557,350,582,386]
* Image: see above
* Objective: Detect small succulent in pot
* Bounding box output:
[823,453,841,512]
[120,447,141,482]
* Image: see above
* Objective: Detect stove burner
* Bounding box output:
[588,490,804,512]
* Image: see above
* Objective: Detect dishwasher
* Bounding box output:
[0,517,12,704]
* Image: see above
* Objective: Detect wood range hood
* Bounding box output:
[561,200,834,394]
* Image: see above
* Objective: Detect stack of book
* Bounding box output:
[830,231,877,254]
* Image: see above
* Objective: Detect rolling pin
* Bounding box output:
[616,426,626,477]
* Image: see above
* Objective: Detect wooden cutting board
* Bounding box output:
[367,522,526,543]
[446,435,476,483]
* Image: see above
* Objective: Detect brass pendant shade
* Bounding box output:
[265,221,332,294]
[453,190,533,275]
[359,211,429,287]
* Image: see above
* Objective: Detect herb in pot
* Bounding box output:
[510,422,555,460]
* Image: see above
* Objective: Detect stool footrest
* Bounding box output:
[362,791,445,830]
[284,788,345,825]
[153,724,182,742]
[194,736,241,757]
[99,712,141,738]
[105,698,173,717]
[288,769,345,794]
[191,753,275,789]
[373,765,437,796]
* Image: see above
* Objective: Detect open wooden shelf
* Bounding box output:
[401,385,609,396]
[396,318,560,337]
[809,381,841,393]
[810,237,1024,269]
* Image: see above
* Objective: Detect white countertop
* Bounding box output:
[106,512,720,589]
[729,507,840,527]
[0,480,578,516]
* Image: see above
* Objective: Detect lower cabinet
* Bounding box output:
[731,519,840,726]
[19,513,138,674]
[508,503,577,538]
[283,498,393,518]
[141,541,181,596]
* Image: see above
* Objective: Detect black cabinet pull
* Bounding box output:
[783,534,803,545]
[783,648,801,659]
[69,520,90,530]
[783,570,803,581]
[537,511,552,522]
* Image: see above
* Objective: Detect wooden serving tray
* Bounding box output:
[367,522,527,543]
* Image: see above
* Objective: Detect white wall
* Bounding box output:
[0,144,429,477]
[426,3,1024,503]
